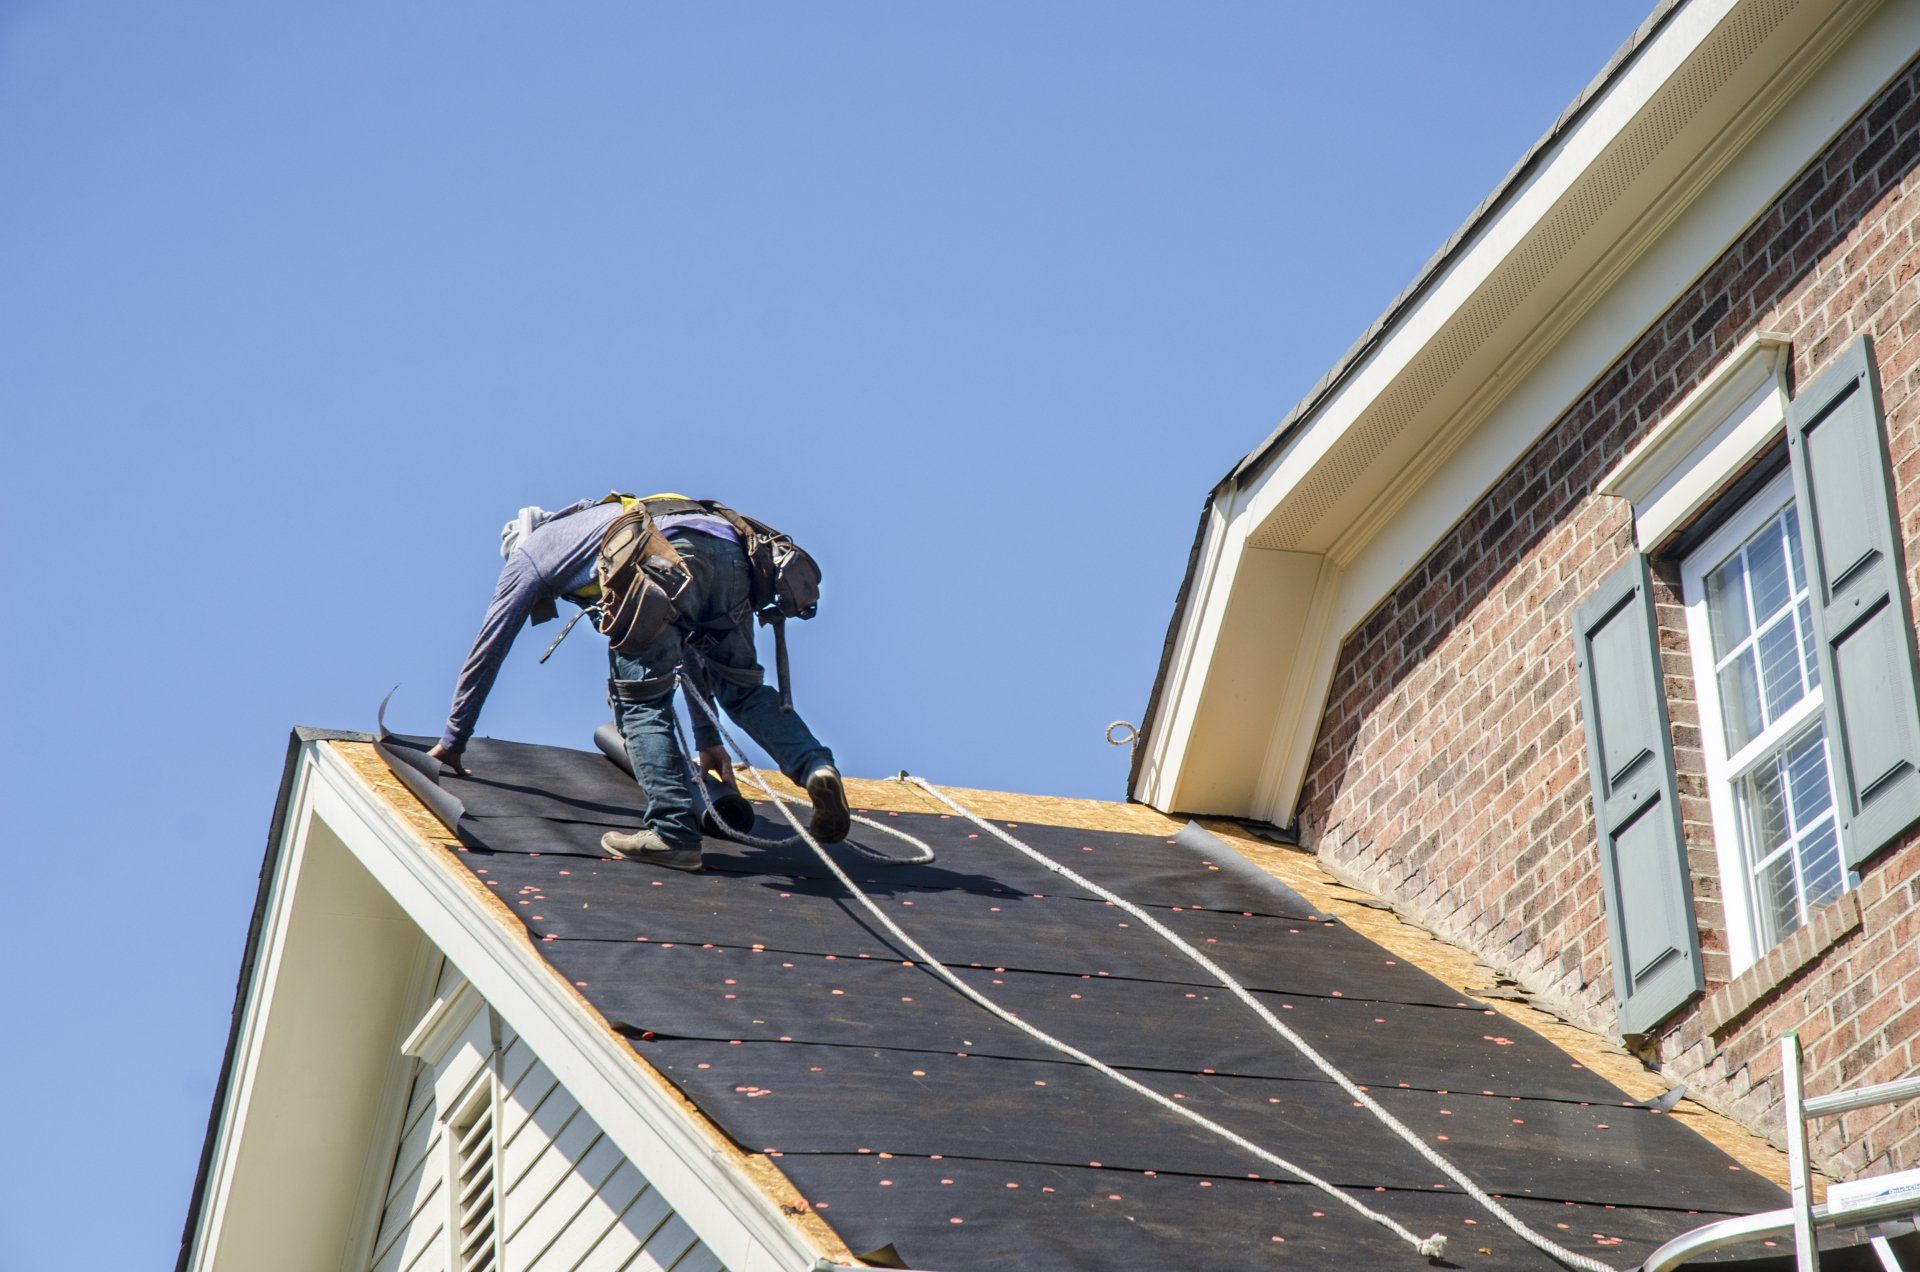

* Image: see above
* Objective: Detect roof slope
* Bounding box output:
[359,733,1789,1270]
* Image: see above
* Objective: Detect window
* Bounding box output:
[1682,470,1849,970]
[1576,335,1920,1034]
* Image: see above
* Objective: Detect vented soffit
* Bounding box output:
[1232,0,1852,556]
[1224,0,1685,490]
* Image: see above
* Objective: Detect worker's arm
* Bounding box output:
[435,551,549,764]
[678,667,734,788]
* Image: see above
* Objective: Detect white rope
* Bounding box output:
[675,686,1451,1262]
[910,777,1619,1272]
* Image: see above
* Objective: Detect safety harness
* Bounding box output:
[538,492,822,716]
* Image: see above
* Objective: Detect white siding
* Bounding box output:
[366,959,724,1272]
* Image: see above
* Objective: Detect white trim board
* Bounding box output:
[179,741,829,1272]
[180,758,437,1272]
[1602,331,1793,550]
[1135,0,1920,824]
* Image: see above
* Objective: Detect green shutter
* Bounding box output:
[1787,335,1920,867]
[1573,556,1702,1037]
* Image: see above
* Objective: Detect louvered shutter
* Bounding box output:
[1787,335,1920,867]
[1573,556,1703,1036]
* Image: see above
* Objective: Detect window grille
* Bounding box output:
[1684,471,1851,967]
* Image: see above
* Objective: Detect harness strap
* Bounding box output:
[607,673,677,705]
[695,654,764,688]
[640,495,710,519]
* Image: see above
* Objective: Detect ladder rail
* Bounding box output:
[1643,1191,1920,1272]
[1806,1075,1920,1119]
[1785,1035,1819,1272]
[1644,1032,1919,1272]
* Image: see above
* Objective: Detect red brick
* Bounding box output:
[1296,60,1920,1172]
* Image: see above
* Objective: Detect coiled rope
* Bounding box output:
[675,682,1463,1262]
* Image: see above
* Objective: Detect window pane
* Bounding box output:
[1797,598,1819,692]
[1783,729,1830,822]
[1747,518,1792,620]
[1750,845,1799,950]
[1720,651,1765,752]
[1742,750,1793,852]
[1755,617,1808,724]
[1785,506,1805,588]
[1735,725,1841,951]
[1800,820,1845,912]
[1707,555,1750,651]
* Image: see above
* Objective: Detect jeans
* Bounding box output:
[608,531,835,848]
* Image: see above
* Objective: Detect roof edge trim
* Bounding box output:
[173,730,309,1272]
[1224,0,1685,487]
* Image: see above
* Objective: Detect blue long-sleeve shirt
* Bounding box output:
[439,499,735,752]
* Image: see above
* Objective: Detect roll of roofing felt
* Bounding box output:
[372,689,465,832]
[592,721,631,773]
[594,719,756,836]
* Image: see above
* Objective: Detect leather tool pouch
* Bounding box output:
[594,507,689,654]
[694,503,822,620]
[760,526,822,620]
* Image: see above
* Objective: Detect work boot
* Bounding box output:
[805,765,851,845]
[599,827,704,872]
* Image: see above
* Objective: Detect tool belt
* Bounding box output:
[593,501,691,655]
[569,492,820,712]
[641,496,822,623]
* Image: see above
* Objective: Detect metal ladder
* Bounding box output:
[1644,1033,1920,1271]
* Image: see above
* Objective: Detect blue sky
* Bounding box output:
[0,3,1652,1266]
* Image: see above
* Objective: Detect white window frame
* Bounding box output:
[1680,467,1842,971]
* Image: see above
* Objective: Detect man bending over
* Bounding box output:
[427,495,849,872]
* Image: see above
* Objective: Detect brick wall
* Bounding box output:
[1296,57,1920,1176]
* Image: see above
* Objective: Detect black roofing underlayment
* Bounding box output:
[382,734,1801,1271]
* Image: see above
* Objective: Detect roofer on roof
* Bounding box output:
[428,493,849,873]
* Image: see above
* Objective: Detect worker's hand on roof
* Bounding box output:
[428,742,469,776]
[698,745,735,788]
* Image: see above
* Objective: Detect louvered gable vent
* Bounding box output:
[450,1078,499,1272]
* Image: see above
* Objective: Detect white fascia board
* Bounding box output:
[1149,0,1917,822]
[1233,0,1742,537]
[305,741,823,1272]
[1132,491,1236,809]
[1136,0,1744,816]
[181,757,320,1271]
[182,755,435,1272]
[1335,0,1918,632]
